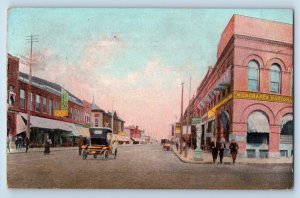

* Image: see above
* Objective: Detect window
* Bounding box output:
[259,150,269,158]
[54,100,59,111]
[9,85,15,106]
[247,149,256,158]
[29,93,33,111]
[247,133,269,144]
[270,64,281,93]
[35,95,40,112]
[95,118,99,127]
[20,89,25,109]
[42,97,47,112]
[280,150,288,157]
[49,99,53,115]
[291,68,293,96]
[248,60,259,91]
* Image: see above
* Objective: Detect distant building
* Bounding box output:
[90,103,125,134]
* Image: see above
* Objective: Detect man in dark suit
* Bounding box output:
[210,138,218,163]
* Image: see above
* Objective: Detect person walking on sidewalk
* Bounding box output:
[44,138,51,155]
[7,136,10,153]
[78,136,84,156]
[219,137,226,164]
[210,138,218,163]
[229,139,239,164]
[25,136,30,153]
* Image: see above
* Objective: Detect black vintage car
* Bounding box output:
[81,127,117,160]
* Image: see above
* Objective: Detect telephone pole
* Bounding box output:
[180,82,184,155]
[185,76,191,157]
[25,34,38,146]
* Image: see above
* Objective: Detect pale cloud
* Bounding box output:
[19,38,201,139]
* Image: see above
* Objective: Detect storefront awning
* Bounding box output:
[75,126,90,137]
[16,113,27,135]
[197,66,232,110]
[247,111,270,133]
[20,113,72,132]
[280,114,293,129]
[113,134,130,142]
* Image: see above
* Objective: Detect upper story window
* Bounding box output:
[49,99,53,115]
[270,64,281,94]
[8,85,15,106]
[42,97,47,112]
[54,100,59,110]
[291,68,293,96]
[248,60,260,91]
[35,95,40,112]
[29,93,33,111]
[20,89,25,109]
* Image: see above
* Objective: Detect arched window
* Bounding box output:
[270,64,281,93]
[247,111,269,144]
[280,114,293,136]
[248,60,260,91]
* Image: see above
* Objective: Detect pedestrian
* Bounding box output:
[218,137,226,164]
[175,141,179,151]
[7,136,10,153]
[15,137,19,149]
[210,138,218,163]
[44,139,51,155]
[78,136,84,156]
[229,139,239,164]
[25,136,30,153]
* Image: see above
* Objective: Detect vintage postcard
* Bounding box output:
[6,8,293,189]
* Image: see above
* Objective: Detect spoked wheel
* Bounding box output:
[114,149,118,159]
[103,150,109,160]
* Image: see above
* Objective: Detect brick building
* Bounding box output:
[187,15,293,158]
[7,54,87,147]
[91,103,125,134]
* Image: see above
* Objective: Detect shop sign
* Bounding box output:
[61,88,69,111]
[175,122,181,134]
[55,88,69,117]
[233,91,293,104]
[192,118,201,124]
[54,110,68,117]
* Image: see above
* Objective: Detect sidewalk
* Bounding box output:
[7,146,77,154]
[6,143,146,154]
[172,147,293,165]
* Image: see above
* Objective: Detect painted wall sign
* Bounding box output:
[233,91,293,104]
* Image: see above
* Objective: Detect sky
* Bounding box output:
[7,8,293,139]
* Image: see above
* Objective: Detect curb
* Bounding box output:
[172,149,293,165]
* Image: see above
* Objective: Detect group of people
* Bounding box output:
[210,138,239,164]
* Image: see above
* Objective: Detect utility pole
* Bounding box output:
[25,34,38,149]
[180,82,184,155]
[186,76,191,158]
[111,99,114,133]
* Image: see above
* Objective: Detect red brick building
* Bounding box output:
[124,125,143,143]
[7,54,86,146]
[188,15,293,158]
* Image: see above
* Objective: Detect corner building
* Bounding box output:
[192,15,293,158]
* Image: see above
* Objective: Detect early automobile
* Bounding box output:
[81,127,117,160]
